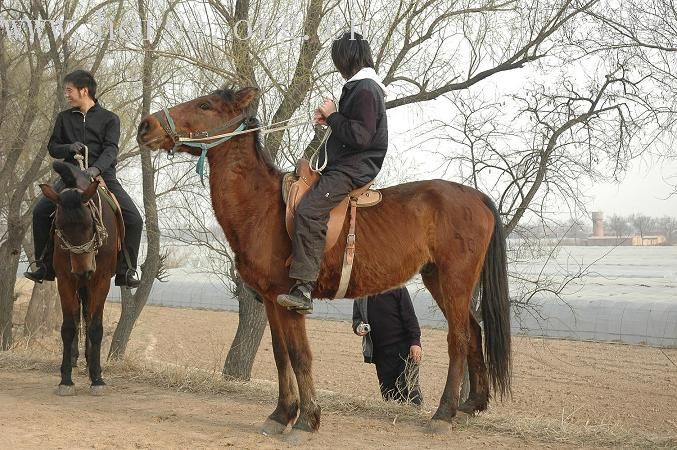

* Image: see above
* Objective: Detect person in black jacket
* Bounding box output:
[353,286,423,405]
[277,31,388,314]
[24,70,143,288]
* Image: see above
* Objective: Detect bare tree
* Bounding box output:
[608,214,630,239]
[631,214,655,243]
[656,216,677,244]
[108,0,180,359]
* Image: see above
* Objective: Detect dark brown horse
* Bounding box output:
[137,87,511,437]
[40,161,118,396]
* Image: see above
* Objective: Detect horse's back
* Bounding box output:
[363,179,495,236]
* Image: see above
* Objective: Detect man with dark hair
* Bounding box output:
[353,286,423,405]
[24,69,143,288]
[277,31,388,314]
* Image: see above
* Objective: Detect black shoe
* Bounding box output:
[276,281,314,314]
[24,263,55,283]
[114,270,140,288]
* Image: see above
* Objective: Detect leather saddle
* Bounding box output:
[282,159,382,252]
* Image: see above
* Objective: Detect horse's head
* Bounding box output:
[41,162,101,280]
[136,87,259,155]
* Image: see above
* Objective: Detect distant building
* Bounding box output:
[564,212,669,246]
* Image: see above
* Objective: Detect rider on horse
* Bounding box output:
[277,32,388,314]
[24,69,143,288]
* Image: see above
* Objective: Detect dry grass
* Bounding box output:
[1,348,674,449]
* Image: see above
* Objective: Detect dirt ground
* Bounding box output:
[2,301,677,449]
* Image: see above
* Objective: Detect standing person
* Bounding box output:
[277,31,388,314]
[24,69,143,288]
[353,286,423,405]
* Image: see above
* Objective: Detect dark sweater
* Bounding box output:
[322,78,388,186]
[48,101,121,174]
[353,287,421,352]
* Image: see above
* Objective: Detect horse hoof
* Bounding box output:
[89,385,106,396]
[284,428,314,444]
[458,401,476,415]
[260,418,287,435]
[56,385,76,396]
[427,419,452,434]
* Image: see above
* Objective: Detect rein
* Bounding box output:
[152,107,328,184]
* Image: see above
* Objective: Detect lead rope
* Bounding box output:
[74,145,89,170]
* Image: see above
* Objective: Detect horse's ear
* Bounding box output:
[81,179,99,203]
[234,87,259,109]
[39,184,60,204]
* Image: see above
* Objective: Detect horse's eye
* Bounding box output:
[199,103,211,110]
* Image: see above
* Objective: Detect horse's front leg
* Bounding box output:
[57,282,78,396]
[86,282,108,396]
[282,310,320,440]
[261,299,299,435]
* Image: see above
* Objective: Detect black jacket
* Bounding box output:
[322,78,387,186]
[48,101,121,174]
[353,287,421,364]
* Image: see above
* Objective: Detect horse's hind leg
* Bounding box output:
[70,314,80,368]
[421,265,473,427]
[261,299,300,434]
[458,311,489,414]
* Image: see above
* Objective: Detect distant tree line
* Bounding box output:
[606,215,677,244]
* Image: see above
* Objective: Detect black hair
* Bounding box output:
[331,31,375,79]
[63,69,97,100]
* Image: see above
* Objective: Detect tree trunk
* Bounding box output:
[0,239,22,350]
[23,281,60,337]
[107,0,165,360]
[108,288,139,359]
[222,281,267,380]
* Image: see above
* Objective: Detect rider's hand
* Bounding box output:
[313,110,327,126]
[68,142,86,156]
[84,166,100,179]
[318,98,336,118]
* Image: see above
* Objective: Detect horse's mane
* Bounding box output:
[213,88,278,174]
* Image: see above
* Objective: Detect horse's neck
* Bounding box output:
[206,135,283,256]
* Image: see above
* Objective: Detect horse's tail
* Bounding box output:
[480,196,512,398]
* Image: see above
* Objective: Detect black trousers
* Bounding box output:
[373,341,423,405]
[289,170,358,282]
[32,171,143,274]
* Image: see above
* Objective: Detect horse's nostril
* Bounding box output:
[138,119,150,137]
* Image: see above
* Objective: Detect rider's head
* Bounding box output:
[63,70,97,107]
[331,31,375,80]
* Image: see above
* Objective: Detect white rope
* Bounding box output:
[178,116,312,143]
[175,114,333,174]
[309,129,330,173]
[74,145,89,170]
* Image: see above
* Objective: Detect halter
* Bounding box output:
[54,190,108,258]
[153,107,247,186]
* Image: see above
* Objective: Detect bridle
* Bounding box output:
[152,107,247,185]
[150,105,333,184]
[54,189,108,261]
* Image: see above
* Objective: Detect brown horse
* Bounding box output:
[137,87,511,436]
[40,161,118,396]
